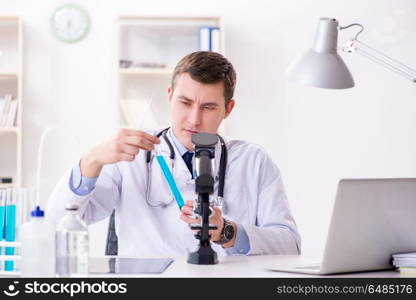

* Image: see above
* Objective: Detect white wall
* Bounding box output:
[2,0,415,257]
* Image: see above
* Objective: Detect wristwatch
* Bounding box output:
[214,219,235,245]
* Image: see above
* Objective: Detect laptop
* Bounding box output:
[270,178,416,275]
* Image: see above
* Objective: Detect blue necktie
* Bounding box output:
[182,152,194,175]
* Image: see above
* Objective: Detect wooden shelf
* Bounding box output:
[0,183,16,189]
[119,15,221,21]
[0,16,21,187]
[119,67,173,76]
[0,16,19,22]
[117,15,224,132]
[0,127,19,134]
[0,73,18,79]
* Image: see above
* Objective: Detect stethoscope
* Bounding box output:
[144,127,227,208]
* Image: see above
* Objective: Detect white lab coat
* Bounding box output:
[47,130,301,257]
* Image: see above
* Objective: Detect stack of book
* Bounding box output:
[0,94,18,128]
[392,252,416,275]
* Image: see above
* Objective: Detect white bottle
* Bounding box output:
[20,206,56,277]
[56,203,89,277]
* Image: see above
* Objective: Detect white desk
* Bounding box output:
[91,255,402,278]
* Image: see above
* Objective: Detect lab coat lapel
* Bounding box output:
[165,131,192,184]
[213,136,222,181]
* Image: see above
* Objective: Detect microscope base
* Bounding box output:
[187,244,218,265]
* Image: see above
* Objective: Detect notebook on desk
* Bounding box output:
[269,178,416,275]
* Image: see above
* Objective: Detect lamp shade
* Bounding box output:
[286,18,355,89]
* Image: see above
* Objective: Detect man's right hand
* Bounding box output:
[80,128,161,177]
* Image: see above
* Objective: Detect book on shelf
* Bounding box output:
[0,94,18,128]
[392,252,416,266]
[0,94,11,127]
[399,267,416,276]
[210,27,220,53]
[199,26,220,52]
[6,100,18,127]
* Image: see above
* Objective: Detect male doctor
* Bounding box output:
[47,51,301,257]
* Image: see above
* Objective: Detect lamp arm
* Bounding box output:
[342,38,416,83]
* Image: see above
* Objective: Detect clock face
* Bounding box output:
[50,5,90,43]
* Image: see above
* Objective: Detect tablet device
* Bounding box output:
[89,257,174,274]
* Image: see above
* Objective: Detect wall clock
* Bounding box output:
[50,4,90,43]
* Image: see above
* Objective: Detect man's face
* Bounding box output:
[168,73,235,151]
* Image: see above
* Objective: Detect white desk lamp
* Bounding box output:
[286,17,416,89]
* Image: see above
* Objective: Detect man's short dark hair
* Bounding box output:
[171,51,236,107]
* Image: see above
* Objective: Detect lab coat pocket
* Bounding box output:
[222,185,251,224]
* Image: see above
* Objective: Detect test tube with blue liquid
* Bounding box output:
[134,98,184,209]
[153,143,185,209]
[0,190,5,260]
[4,189,16,271]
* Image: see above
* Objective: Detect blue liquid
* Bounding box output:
[156,155,185,209]
[5,204,16,271]
[0,206,4,256]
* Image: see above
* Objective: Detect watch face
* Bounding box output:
[50,5,90,43]
[224,223,235,240]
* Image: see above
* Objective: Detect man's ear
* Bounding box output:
[224,99,235,119]
[167,86,173,104]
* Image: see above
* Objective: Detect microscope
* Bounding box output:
[187,133,219,265]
